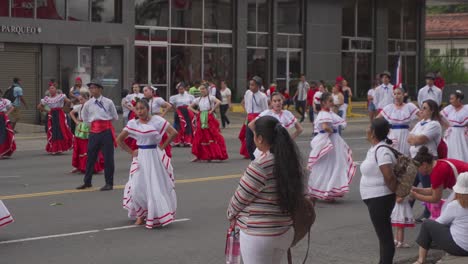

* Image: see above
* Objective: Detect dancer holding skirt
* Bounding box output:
[441,90,468,161]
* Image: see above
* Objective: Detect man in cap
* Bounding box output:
[417,73,442,107]
[239,76,269,160]
[77,80,118,191]
[373,71,394,113]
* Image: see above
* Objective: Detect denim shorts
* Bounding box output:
[368,102,376,112]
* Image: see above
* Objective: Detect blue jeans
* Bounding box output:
[412,172,432,218]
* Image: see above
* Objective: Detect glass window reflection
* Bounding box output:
[204,47,232,86]
[170,46,202,94]
[204,0,233,30]
[248,49,268,82]
[135,0,169,26]
[93,47,123,103]
[357,0,372,37]
[37,0,65,20]
[277,0,302,33]
[388,0,401,39]
[92,0,122,23]
[69,0,89,21]
[171,0,203,28]
[0,0,9,16]
[342,0,355,37]
[12,0,34,18]
[135,46,149,84]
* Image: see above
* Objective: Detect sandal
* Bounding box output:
[396,241,411,248]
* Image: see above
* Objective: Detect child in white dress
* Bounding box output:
[391,196,415,248]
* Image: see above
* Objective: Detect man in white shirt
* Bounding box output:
[374,71,394,112]
[77,80,118,191]
[418,73,443,107]
[294,74,309,122]
[240,76,269,160]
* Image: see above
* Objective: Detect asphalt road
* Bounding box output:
[0,117,430,264]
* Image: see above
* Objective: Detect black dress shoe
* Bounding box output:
[100,184,113,191]
[76,184,92,190]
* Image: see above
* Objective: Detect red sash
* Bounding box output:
[91,120,117,147]
[247,113,260,122]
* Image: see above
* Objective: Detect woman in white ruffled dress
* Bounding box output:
[379,87,419,156]
[0,200,13,228]
[441,90,468,161]
[308,92,356,202]
[117,99,178,228]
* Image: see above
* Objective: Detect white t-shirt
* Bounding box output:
[313,91,323,105]
[436,200,468,252]
[258,109,297,129]
[409,119,442,158]
[360,142,396,200]
[220,88,231,105]
[367,89,375,103]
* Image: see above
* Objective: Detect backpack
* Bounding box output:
[3,85,16,102]
[374,145,419,197]
[287,197,316,264]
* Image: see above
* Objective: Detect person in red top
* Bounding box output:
[307,81,318,123]
[279,87,292,109]
[434,70,445,90]
[412,146,468,203]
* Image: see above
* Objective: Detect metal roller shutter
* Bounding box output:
[0,44,40,124]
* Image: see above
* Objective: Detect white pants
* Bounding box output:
[240,228,294,264]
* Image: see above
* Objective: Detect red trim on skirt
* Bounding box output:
[72,137,104,173]
[192,113,228,160]
[238,113,260,159]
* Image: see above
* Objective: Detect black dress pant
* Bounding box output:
[245,126,255,160]
[220,104,230,128]
[295,100,306,121]
[364,194,396,264]
[84,130,114,186]
[417,220,468,256]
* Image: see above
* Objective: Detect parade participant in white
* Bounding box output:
[0,200,13,228]
[117,99,178,228]
[248,92,303,158]
[169,83,195,147]
[408,100,442,159]
[308,92,356,202]
[417,73,442,107]
[441,90,468,161]
[374,71,394,112]
[123,83,144,120]
[142,86,171,117]
[379,88,419,156]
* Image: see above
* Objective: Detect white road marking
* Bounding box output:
[0,218,191,245]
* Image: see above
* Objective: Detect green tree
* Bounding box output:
[427,4,468,14]
[425,49,468,84]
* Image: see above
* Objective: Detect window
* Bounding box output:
[170,46,202,91]
[171,0,203,28]
[11,0,34,18]
[342,0,356,37]
[429,49,440,56]
[135,0,169,26]
[247,49,269,83]
[357,0,372,37]
[69,0,89,21]
[204,0,233,30]
[203,47,232,87]
[248,0,269,32]
[135,46,149,84]
[403,0,417,40]
[388,0,401,39]
[92,0,122,23]
[277,0,302,33]
[59,46,92,97]
[37,0,65,20]
[459,49,467,57]
[0,0,9,16]
[92,47,123,103]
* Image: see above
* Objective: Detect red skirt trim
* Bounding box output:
[192,113,228,160]
[72,137,104,173]
[0,112,16,157]
[46,108,73,154]
[174,106,194,145]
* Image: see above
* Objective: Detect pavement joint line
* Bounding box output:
[0,174,242,200]
[0,218,191,245]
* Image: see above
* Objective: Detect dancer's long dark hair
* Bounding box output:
[254,116,305,214]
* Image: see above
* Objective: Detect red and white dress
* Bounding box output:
[307,110,356,200]
[0,99,16,158]
[0,200,13,228]
[71,104,105,173]
[123,116,176,228]
[441,105,468,161]
[381,103,419,156]
[253,109,297,158]
[169,92,195,146]
[391,198,415,228]
[191,96,228,161]
[123,93,144,150]
[41,94,73,154]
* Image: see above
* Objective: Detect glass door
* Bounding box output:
[150,45,169,100]
[276,49,302,94]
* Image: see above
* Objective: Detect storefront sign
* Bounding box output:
[0,25,42,35]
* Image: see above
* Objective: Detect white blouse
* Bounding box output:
[441,105,468,127]
[150,97,167,115]
[169,92,195,108]
[41,94,66,109]
[258,109,297,129]
[381,103,419,125]
[193,95,217,111]
[409,119,442,158]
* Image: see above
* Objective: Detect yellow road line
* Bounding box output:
[0,174,241,200]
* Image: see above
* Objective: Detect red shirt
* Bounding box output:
[431,159,468,190]
[434,77,445,90]
[307,88,318,106]
[280,91,290,99]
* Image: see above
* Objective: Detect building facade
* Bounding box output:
[0,0,426,124]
